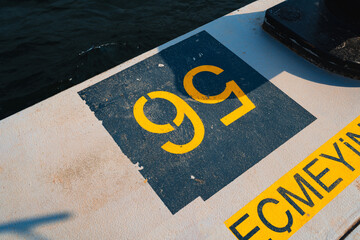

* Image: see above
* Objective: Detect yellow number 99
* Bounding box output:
[133,91,205,154]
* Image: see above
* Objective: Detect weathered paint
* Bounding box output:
[78,31,315,214]
[1,0,360,239]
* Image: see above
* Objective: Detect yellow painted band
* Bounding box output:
[225,115,360,240]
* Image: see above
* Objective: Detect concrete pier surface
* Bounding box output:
[1,0,360,239]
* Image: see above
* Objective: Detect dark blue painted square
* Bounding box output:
[79,31,316,214]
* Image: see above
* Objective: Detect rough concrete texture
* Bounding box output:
[1,0,360,239]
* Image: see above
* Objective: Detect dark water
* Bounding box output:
[0,0,254,120]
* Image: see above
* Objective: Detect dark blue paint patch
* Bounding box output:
[78,31,316,214]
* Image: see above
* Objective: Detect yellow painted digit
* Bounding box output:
[183,65,255,126]
[133,91,205,154]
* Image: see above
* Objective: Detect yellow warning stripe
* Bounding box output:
[225,115,360,239]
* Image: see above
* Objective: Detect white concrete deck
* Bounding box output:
[1,0,360,239]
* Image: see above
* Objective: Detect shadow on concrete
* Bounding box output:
[0,212,72,240]
[156,10,360,90]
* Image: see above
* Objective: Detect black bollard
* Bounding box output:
[325,0,360,24]
[262,0,360,80]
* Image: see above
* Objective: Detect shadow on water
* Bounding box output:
[0,212,72,240]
